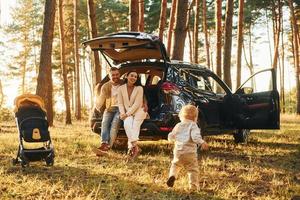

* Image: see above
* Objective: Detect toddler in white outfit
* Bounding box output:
[167,104,209,191]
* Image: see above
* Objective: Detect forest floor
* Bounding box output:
[0,114,300,199]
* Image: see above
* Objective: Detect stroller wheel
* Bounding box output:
[45,158,54,166]
[21,160,29,168]
[12,158,18,165]
[45,154,54,166]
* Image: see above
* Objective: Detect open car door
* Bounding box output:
[233,69,280,129]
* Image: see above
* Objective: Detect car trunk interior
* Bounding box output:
[119,65,165,119]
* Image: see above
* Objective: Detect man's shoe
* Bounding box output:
[93,148,108,156]
[166,176,175,187]
[93,143,110,156]
[99,143,110,151]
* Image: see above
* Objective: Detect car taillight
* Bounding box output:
[159,127,173,132]
[161,82,180,94]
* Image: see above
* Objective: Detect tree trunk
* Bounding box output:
[22,36,27,94]
[202,0,210,68]
[83,50,92,102]
[193,0,199,63]
[71,71,75,112]
[58,0,72,125]
[188,29,193,63]
[288,0,300,114]
[130,0,139,31]
[167,0,177,56]
[74,0,81,120]
[171,0,188,60]
[138,0,144,32]
[223,0,234,89]
[87,0,101,87]
[215,0,222,78]
[272,0,281,69]
[266,10,273,66]
[36,0,56,126]
[158,0,167,40]
[236,0,244,89]
[280,6,285,113]
[187,2,193,63]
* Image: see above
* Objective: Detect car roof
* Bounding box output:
[170,60,211,72]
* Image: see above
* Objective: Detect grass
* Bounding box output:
[0,115,300,199]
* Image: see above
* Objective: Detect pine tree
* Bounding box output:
[36,0,56,126]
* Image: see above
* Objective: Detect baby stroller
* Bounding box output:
[12,94,54,168]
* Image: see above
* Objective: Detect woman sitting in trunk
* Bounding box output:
[117,71,148,160]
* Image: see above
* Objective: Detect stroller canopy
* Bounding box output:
[14,94,46,113]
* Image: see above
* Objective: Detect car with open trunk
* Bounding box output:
[84,32,280,144]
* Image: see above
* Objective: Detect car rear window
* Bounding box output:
[120,67,164,87]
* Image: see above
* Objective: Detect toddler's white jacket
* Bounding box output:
[168,120,205,154]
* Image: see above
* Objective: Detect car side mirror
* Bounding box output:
[241,87,253,94]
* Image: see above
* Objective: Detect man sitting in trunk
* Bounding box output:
[92,67,123,156]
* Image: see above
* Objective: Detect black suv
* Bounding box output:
[84,32,280,143]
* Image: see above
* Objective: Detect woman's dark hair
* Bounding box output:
[124,71,141,86]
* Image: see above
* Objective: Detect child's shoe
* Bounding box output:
[166,176,175,187]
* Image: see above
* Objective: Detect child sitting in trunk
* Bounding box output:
[166,104,209,192]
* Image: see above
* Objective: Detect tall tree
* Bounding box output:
[74,0,81,120]
[223,0,234,89]
[58,0,72,124]
[215,0,222,78]
[280,5,285,113]
[288,0,300,114]
[167,0,177,56]
[158,0,167,40]
[202,0,210,69]
[171,0,188,60]
[130,0,139,31]
[36,0,56,126]
[271,0,281,69]
[186,4,193,63]
[194,0,199,63]
[87,0,101,87]
[236,0,244,88]
[138,0,144,32]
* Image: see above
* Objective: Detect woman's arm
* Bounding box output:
[126,86,143,116]
[117,86,126,115]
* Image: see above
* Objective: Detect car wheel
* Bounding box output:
[233,129,250,143]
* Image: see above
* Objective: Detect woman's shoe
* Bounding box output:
[130,146,140,159]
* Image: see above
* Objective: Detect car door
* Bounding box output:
[182,68,231,129]
[232,68,280,129]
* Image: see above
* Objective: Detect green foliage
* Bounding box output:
[94,0,128,34]
[144,0,161,33]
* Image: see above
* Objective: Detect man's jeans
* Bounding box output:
[101,107,120,146]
